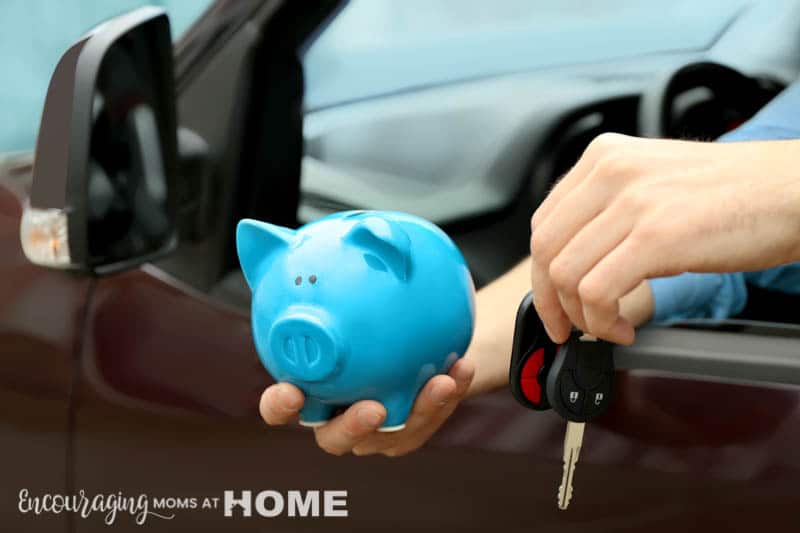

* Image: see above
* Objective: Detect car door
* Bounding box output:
[70,279,800,531]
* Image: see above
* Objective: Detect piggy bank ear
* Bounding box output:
[345,217,411,281]
[236,219,295,290]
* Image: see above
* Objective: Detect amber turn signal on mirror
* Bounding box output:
[20,200,73,268]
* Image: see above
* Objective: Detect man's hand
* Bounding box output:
[259,358,475,457]
[530,133,800,345]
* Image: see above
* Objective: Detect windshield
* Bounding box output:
[303,0,752,110]
[0,1,213,154]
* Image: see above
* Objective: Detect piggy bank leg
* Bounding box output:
[298,397,335,428]
[378,392,414,432]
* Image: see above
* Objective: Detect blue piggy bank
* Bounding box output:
[237,211,474,431]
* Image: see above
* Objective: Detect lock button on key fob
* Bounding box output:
[546,334,615,423]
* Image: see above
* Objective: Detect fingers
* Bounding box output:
[410,374,458,418]
[267,360,475,457]
[530,139,628,342]
[547,203,634,338]
[534,179,612,336]
[404,360,472,427]
[556,292,587,333]
[531,256,571,342]
[532,139,605,229]
[353,358,475,457]
[531,133,630,229]
[577,235,665,345]
[394,360,474,453]
[530,133,644,343]
[260,383,305,425]
[532,180,612,266]
[351,375,457,457]
[538,222,640,344]
[549,202,633,290]
[449,358,475,397]
[313,401,386,456]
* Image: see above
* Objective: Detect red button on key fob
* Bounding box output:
[509,292,560,411]
[519,347,545,404]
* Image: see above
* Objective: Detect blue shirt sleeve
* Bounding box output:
[650,272,748,321]
[649,81,800,322]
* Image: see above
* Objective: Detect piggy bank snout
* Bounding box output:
[268,314,341,382]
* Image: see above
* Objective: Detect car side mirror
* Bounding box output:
[21,7,178,275]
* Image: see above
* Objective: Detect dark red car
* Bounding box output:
[3,1,800,531]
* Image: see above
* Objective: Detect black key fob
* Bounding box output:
[546,334,615,423]
[508,292,560,410]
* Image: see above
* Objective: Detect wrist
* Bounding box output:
[463,321,512,398]
[461,259,534,398]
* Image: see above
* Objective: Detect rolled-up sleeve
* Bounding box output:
[650,272,747,322]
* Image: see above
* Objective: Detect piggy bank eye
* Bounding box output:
[363,253,388,273]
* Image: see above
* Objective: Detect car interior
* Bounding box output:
[143,0,800,389]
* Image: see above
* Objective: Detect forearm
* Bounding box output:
[465,259,531,396]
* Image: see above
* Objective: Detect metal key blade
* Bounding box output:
[557,421,585,510]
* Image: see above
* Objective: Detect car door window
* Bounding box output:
[0,0,213,154]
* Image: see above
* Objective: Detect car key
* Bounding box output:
[546,333,615,510]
